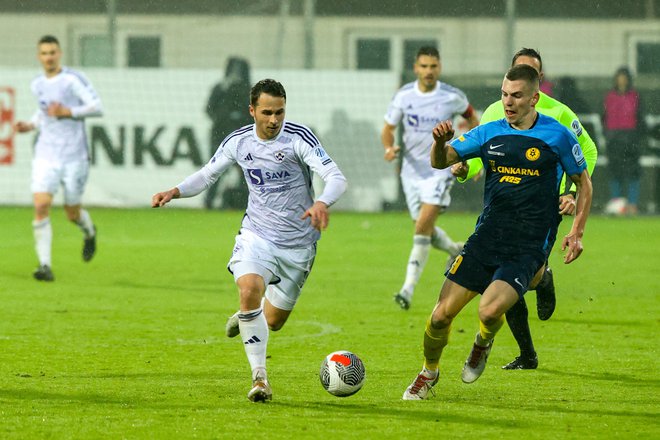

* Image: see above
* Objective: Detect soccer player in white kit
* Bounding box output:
[381,46,479,310]
[152,79,347,402]
[15,35,102,282]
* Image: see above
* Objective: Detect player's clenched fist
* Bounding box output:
[432,120,455,144]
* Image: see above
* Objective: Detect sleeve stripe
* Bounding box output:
[283,127,317,148]
[285,121,320,146]
[220,124,253,149]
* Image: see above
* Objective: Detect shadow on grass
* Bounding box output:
[0,388,127,405]
[551,317,649,327]
[111,279,222,294]
[540,367,660,387]
[273,400,528,428]
[477,397,659,420]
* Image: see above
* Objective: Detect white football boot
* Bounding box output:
[461,332,493,384]
[402,370,438,400]
[225,311,240,338]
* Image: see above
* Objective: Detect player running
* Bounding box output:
[403,64,592,399]
[152,79,347,402]
[15,35,102,281]
[381,46,479,310]
[451,48,598,370]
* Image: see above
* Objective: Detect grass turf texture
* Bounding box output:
[0,207,658,439]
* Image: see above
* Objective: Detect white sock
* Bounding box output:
[74,209,95,238]
[33,218,52,267]
[431,226,458,254]
[238,307,269,374]
[401,235,431,297]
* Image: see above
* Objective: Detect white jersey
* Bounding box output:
[177,121,347,248]
[385,80,470,179]
[30,67,102,163]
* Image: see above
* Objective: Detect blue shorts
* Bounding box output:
[446,246,546,298]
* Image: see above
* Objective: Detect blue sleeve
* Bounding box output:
[556,128,586,177]
[448,126,484,160]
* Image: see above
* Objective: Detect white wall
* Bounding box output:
[0,68,398,211]
[0,13,658,76]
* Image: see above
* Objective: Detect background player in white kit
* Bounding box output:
[152,79,347,403]
[15,35,102,282]
[381,46,479,310]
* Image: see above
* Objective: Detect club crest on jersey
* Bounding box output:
[525,147,540,161]
[274,151,285,162]
[315,147,327,158]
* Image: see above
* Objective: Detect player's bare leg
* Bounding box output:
[404,280,476,399]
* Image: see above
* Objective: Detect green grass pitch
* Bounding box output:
[1,207,658,439]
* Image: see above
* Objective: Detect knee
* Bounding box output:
[268,320,284,332]
[34,203,50,219]
[478,304,502,326]
[430,308,454,329]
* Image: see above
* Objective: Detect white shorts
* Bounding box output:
[401,173,454,220]
[31,159,89,205]
[228,229,316,311]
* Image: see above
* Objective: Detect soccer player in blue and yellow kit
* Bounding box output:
[402,64,592,400]
[453,48,599,370]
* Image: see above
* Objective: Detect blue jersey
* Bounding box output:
[449,113,586,257]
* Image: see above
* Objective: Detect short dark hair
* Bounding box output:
[250,79,286,107]
[505,64,540,88]
[38,35,60,46]
[511,47,542,72]
[416,46,440,60]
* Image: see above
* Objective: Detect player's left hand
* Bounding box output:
[47,102,72,118]
[561,232,583,264]
[301,201,329,231]
[451,161,469,179]
[558,194,576,215]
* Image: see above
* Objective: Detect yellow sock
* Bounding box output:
[423,317,450,371]
[479,315,505,343]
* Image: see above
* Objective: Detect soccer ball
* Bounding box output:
[319,350,366,397]
[604,197,627,216]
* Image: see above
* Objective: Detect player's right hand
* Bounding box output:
[151,188,179,208]
[384,145,400,162]
[432,120,454,144]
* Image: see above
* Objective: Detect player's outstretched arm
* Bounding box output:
[561,170,592,264]
[152,187,181,208]
[430,120,459,169]
[301,201,329,232]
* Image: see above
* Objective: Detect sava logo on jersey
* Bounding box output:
[247,168,292,186]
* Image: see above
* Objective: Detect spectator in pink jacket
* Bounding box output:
[603,67,644,215]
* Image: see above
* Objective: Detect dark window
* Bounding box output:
[127,36,161,67]
[356,38,390,70]
[637,42,660,74]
